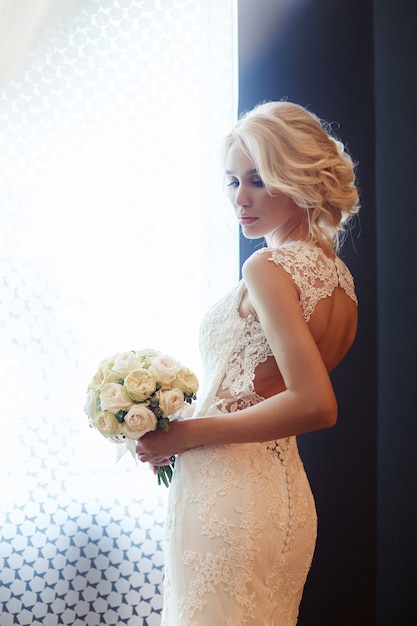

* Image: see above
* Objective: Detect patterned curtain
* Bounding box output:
[0,1,236,624]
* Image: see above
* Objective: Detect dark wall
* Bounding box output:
[238,1,417,624]
[237,1,377,624]
[374,2,417,625]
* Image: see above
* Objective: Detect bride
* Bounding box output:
[136,100,359,625]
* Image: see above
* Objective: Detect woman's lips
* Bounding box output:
[239,216,258,225]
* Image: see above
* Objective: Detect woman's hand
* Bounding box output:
[135,419,189,466]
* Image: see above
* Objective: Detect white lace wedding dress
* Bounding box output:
[161,241,357,626]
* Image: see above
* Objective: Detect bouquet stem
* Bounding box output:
[157,456,176,487]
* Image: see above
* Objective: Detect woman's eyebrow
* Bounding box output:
[225,169,258,175]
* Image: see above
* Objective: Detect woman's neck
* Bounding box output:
[266,214,310,248]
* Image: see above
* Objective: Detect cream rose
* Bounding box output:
[124,368,156,401]
[99,382,133,413]
[90,363,120,391]
[149,355,179,386]
[172,367,199,395]
[112,351,143,377]
[94,411,122,437]
[122,404,158,438]
[156,388,185,420]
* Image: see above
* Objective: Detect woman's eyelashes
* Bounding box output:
[225,176,265,188]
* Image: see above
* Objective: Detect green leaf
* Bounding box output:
[158,418,170,431]
[115,410,128,423]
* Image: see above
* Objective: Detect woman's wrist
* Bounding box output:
[180,414,230,450]
[178,417,201,452]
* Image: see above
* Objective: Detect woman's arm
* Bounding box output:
[136,253,337,465]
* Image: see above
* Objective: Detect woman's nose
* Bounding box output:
[235,183,251,207]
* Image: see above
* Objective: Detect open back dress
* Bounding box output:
[161,241,357,626]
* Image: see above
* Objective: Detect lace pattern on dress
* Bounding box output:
[193,281,246,418]
[256,240,357,321]
[208,241,358,409]
[214,394,293,465]
[164,430,317,625]
[195,242,357,420]
[220,314,272,397]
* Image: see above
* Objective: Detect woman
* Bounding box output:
[136,101,359,625]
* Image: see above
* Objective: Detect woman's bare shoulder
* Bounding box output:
[242,246,301,293]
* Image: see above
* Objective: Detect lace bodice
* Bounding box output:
[194,241,357,416]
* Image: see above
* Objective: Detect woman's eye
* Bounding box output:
[226,179,239,188]
[252,178,264,187]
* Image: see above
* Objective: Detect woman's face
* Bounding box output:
[224,143,304,246]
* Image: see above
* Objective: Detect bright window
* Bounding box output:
[0,1,237,623]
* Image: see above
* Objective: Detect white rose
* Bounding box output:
[94,411,122,438]
[89,363,120,391]
[98,355,117,369]
[172,367,199,395]
[156,388,185,420]
[84,388,98,423]
[134,349,162,370]
[124,368,156,401]
[123,404,158,439]
[135,348,161,360]
[149,355,179,386]
[100,382,133,413]
[112,351,143,377]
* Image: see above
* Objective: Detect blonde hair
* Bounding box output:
[223,101,360,251]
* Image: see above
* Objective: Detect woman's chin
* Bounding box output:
[240,226,265,240]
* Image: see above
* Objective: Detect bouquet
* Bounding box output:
[84,349,198,486]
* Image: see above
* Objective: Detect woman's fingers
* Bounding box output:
[136,442,172,466]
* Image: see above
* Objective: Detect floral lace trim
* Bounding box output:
[214,392,266,413]
[256,240,357,321]
[266,437,291,462]
[220,317,272,396]
[194,282,246,418]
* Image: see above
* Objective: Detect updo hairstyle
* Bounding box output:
[223,101,360,251]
